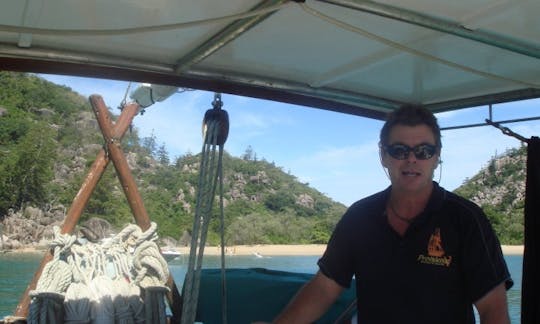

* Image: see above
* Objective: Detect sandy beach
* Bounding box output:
[175,244,524,256]
[6,244,524,256]
[176,244,328,256]
[501,245,524,255]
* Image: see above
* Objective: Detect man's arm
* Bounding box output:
[474,282,510,324]
[271,271,345,324]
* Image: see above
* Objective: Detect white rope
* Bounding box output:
[64,282,91,324]
[50,226,77,255]
[126,284,145,324]
[28,228,74,323]
[89,276,115,324]
[112,279,134,324]
[132,241,170,288]
[27,222,170,324]
[32,257,72,295]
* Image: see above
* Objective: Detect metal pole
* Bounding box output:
[317,0,540,60]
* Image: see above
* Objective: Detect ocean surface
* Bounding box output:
[0,252,523,322]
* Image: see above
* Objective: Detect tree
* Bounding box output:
[242,145,254,161]
[157,143,170,165]
[141,130,157,156]
[264,191,295,212]
[0,123,56,214]
[83,167,132,227]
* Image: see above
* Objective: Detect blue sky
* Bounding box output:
[40,74,539,206]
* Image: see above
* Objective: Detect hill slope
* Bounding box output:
[0,72,527,247]
[455,146,527,244]
[0,72,346,248]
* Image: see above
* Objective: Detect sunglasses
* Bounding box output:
[383,143,437,160]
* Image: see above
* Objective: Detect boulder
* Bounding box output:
[160,236,178,247]
[79,217,113,242]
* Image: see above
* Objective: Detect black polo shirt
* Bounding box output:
[318,182,512,324]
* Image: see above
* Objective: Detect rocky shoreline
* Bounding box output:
[0,206,115,252]
[0,206,65,251]
[1,206,525,256]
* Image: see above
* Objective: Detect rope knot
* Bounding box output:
[50,225,77,256]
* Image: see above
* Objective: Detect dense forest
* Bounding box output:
[0,72,528,246]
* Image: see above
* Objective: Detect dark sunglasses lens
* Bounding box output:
[386,144,436,160]
[387,145,409,160]
[414,144,436,159]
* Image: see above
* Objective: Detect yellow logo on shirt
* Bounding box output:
[417,228,452,267]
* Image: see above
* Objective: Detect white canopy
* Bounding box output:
[1,0,539,119]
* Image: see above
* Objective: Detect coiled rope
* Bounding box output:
[28,222,169,324]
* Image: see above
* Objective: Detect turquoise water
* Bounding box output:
[0,252,523,322]
[0,252,43,318]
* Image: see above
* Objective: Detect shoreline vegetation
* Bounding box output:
[5,244,524,256]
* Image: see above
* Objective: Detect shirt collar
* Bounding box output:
[380,181,446,225]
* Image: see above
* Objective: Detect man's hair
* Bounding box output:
[379,105,442,148]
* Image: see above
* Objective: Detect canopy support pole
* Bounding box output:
[522,136,540,323]
[485,119,530,143]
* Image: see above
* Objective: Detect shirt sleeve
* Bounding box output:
[317,208,356,288]
[460,202,513,303]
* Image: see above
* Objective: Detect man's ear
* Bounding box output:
[379,146,388,168]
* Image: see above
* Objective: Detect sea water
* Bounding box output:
[0,252,43,318]
[0,253,523,322]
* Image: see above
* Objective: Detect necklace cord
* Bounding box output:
[389,203,414,224]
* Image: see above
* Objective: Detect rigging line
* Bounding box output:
[218,148,228,324]
[0,2,292,36]
[182,119,224,324]
[212,93,229,324]
[119,82,132,110]
[299,3,540,89]
[485,119,530,143]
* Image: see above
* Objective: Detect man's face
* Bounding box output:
[381,124,440,195]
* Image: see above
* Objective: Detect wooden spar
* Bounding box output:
[90,95,151,230]
[64,102,140,232]
[90,95,182,323]
[14,100,140,317]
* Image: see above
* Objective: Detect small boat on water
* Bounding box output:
[0,1,539,323]
[161,249,183,262]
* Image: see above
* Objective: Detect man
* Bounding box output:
[257,105,512,323]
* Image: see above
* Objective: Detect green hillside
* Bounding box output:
[0,71,346,246]
[455,146,527,244]
[0,71,527,246]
